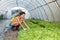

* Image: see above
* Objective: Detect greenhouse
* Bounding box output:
[0,0,60,40]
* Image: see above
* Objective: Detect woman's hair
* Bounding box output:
[16,12,25,17]
[19,12,25,15]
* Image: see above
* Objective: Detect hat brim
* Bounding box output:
[11,10,22,18]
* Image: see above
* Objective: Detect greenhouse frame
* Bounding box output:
[0,0,60,40]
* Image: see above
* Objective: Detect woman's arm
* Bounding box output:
[11,22,19,26]
[16,17,24,29]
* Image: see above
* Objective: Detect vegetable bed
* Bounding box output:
[18,19,60,40]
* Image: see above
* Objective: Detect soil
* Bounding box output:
[30,20,38,24]
[30,20,45,28]
[4,30,18,40]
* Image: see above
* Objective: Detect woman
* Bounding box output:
[10,12,25,31]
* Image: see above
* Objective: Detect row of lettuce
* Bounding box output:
[18,19,60,40]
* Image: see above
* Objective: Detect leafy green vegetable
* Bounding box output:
[18,19,60,40]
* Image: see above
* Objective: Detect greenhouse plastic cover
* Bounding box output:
[0,0,60,22]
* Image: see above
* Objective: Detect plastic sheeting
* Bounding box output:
[0,0,60,22]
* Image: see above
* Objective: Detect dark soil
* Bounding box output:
[30,20,45,28]
[30,20,38,24]
[4,30,18,40]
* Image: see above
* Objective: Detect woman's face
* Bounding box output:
[20,14,25,19]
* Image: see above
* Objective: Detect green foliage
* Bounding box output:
[0,14,3,20]
[18,19,60,40]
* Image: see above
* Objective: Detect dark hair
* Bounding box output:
[16,12,25,17]
[19,12,25,15]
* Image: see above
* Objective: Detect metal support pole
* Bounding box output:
[44,0,55,22]
[36,0,49,21]
[36,0,44,20]
[29,0,56,11]
[16,0,18,6]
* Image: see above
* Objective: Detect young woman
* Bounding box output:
[11,12,25,31]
